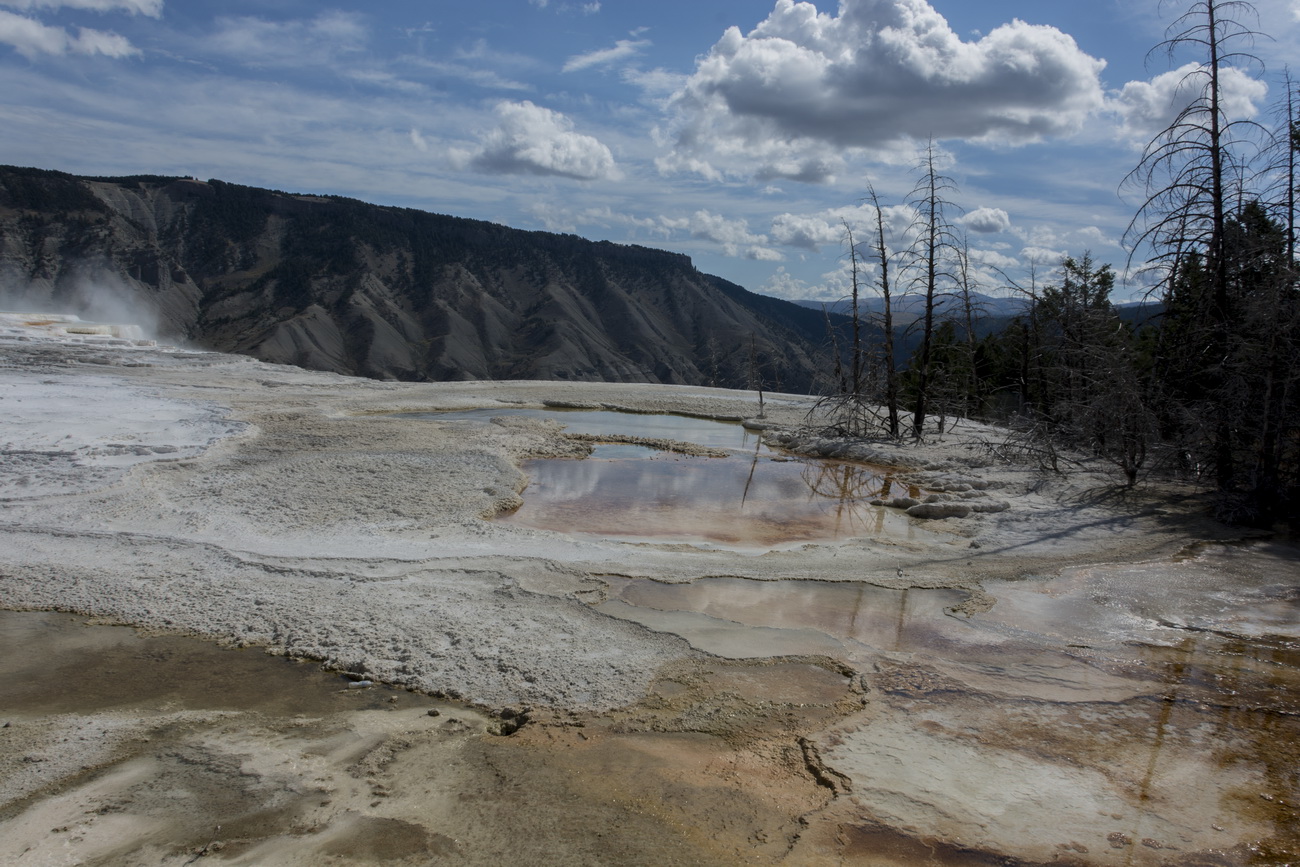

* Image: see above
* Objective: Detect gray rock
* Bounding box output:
[907,502,972,519]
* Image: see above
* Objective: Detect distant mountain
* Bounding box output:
[0,166,832,391]
[795,292,1028,324]
[795,292,1166,371]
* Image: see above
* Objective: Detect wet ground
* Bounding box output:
[5,539,1296,865]
[590,546,1300,865]
[0,612,867,866]
[405,407,764,450]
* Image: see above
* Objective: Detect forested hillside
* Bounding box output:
[0,166,830,390]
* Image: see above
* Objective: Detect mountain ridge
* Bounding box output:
[0,165,834,391]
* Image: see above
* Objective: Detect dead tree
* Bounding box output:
[903,141,960,440]
[865,184,901,438]
[1122,0,1266,492]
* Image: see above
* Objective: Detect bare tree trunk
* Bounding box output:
[842,220,864,395]
[907,142,957,440]
[865,185,900,438]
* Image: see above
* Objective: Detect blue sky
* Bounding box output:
[1,0,1296,303]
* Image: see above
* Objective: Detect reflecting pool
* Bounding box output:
[409,407,924,547]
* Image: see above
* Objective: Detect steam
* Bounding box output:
[0,262,166,343]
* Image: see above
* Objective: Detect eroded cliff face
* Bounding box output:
[0,167,828,389]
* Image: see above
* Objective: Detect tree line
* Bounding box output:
[818,0,1299,525]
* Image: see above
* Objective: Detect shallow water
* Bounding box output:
[415,408,926,547]
[0,609,397,717]
[505,449,925,547]
[599,576,971,658]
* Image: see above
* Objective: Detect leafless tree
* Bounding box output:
[865,184,902,438]
[903,140,961,439]
[1122,0,1266,490]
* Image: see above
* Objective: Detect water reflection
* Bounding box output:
[408,407,927,547]
[503,449,909,547]
[598,577,969,658]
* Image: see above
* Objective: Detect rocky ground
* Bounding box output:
[3,313,1289,866]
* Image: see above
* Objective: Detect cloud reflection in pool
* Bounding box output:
[417,408,927,548]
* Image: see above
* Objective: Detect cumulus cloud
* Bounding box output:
[658,0,1106,180]
[763,266,817,300]
[770,212,843,250]
[754,156,842,184]
[1072,226,1116,249]
[1020,245,1067,266]
[0,9,137,57]
[466,100,619,181]
[563,37,650,72]
[1113,63,1267,141]
[660,210,778,258]
[968,247,1019,270]
[769,202,915,252]
[687,210,762,247]
[0,0,160,14]
[960,206,1011,234]
[622,66,687,100]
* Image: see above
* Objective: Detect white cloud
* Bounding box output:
[672,210,768,257]
[0,0,160,15]
[406,40,539,93]
[466,100,619,181]
[775,257,885,302]
[960,206,1011,234]
[1020,245,1067,267]
[524,201,661,234]
[1073,225,1116,248]
[622,66,687,99]
[763,266,815,300]
[409,57,532,92]
[530,0,601,14]
[208,12,366,67]
[346,69,425,95]
[409,128,429,152]
[0,9,136,57]
[770,212,843,250]
[769,202,916,252]
[563,37,649,72]
[967,247,1019,270]
[1112,63,1268,141]
[747,246,783,261]
[659,0,1106,181]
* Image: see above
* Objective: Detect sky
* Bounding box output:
[1,0,1297,304]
